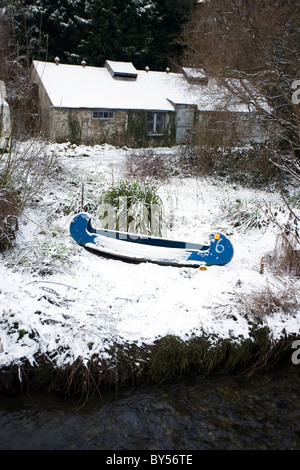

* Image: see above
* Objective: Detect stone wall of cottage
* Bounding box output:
[49,108,128,146]
[49,108,177,147]
[126,110,176,147]
[194,111,270,147]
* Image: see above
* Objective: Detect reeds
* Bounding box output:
[1,328,298,399]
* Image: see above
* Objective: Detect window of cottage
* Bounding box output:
[92,110,115,120]
[147,112,164,134]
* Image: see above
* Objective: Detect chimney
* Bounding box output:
[81,60,86,67]
[54,56,60,65]
[145,66,149,73]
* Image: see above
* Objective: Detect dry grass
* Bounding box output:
[258,227,300,279]
[237,282,298,321]
[271,233,300,277]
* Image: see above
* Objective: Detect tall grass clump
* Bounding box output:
[263,194,300,277]
[97,178,164,236]
[220,198,272,232]
[237,283,298,321]
[271,233,300,277]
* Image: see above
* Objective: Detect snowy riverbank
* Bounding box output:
[0,142,299,381]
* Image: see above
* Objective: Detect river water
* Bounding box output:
[0,365,299,450]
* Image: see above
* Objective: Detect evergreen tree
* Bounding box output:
[149,0,196,70]
[2,0,197,70]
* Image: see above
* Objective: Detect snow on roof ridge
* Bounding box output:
[31,59,253,113]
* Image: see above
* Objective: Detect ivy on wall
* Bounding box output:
[126,110,176,147]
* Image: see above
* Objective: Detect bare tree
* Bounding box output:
[183,0,300,181]
[182,0,300,274]
[0,4,40,137]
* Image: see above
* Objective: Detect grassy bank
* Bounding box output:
[0,329,298,400]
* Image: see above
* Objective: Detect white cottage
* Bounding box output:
[30,59,268,147]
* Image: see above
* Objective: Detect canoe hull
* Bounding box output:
[70,212,234,267]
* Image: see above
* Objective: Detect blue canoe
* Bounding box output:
[70,212,234,267]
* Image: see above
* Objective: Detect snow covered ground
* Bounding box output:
[0,142,299,369]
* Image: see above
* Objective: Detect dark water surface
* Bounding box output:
[0,365,299,450]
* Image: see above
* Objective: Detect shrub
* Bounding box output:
[126,144,281,188]
[0,140,57,250]
[0,188,19,250]
[126,149,176,181]
[175,143,281,188]
[98,178,164,236]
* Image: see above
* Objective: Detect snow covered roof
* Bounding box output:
[31,60,254,113]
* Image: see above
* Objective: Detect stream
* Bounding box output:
[0,364,299,450]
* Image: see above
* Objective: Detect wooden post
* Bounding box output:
[81,183,84,210]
